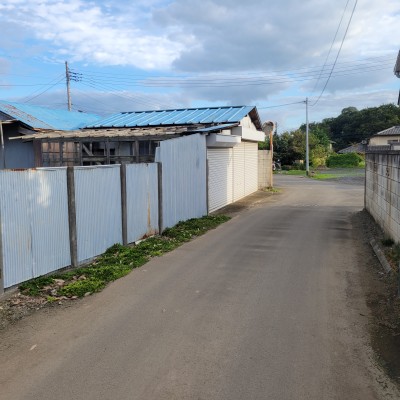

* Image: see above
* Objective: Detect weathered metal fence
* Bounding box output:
[0,168,71,289]
[0,135,207,291]
[156,134,207,229]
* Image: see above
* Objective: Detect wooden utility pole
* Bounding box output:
[65,61,71,111]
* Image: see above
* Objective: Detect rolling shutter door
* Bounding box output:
[244,142,258,196]
[207,148,233,212]
[232,143,245,201]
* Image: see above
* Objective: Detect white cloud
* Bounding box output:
[0,0,182,69]
[2,0,400,129]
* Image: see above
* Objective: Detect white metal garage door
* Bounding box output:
[244,142,258,196]
[232,143,245,201]
[208,142,259,213]
[207,148,233,212]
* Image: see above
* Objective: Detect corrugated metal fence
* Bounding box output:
[0,168,70,288]
[0,135,207,290]
[156,134,207,229]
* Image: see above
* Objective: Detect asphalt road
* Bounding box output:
[1,175,397,399]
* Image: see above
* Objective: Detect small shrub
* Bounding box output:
[326,153,363,168]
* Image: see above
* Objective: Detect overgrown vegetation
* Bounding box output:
[19,215,230,298]
[326,153,364,168]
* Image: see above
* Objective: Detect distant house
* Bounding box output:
[0,101,100,169]
[368,126,400,147]
[338,142,367,154]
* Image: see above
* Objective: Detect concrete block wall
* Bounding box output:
[258,150,273,188]
[365,151,400,242]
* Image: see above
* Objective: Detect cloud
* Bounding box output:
[0,0,182,70]
[2,0,400,130]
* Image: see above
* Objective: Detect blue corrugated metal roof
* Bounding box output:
[88,106,260,129]
[0,101,101,131]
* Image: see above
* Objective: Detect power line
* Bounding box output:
[78,59,391,87]
[20,74,65,103]
[311,0,350,93]
[310,0,358,107]
[257,101,305,109]
[77,54,393,80]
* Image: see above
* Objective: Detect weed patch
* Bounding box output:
[19,215,230,299]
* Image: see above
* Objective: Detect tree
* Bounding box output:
[272,127,331,167]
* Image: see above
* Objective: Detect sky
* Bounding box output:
[0,0,399,131]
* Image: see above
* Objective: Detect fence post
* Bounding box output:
[157,162,163,233]
[0,208,4,294]
[67,166,78,268]
[120,164,128,245]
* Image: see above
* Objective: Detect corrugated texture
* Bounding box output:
[244,142,259,195]
[0,101,101,131]
[126,163,159,242]
[207,148,233,212]
[74,166,122,262]
[207,143,259,212]
[195,123,239,133]
[89,106,256,128]
[232,144,245,201]
[158,134,207,229]
[0,168,70,288]
[373,126,400,137]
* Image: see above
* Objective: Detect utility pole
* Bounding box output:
[305,97,310,176]
[65,61,71,111]
[270,123,274,187]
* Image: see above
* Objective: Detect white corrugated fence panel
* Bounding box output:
[126,163,159,243]
[0,168,70,288]
[207,148,233,212]
[232,143,245,201]
[159,134,207,229]
[244,142,258,196]
[74,166,122,262]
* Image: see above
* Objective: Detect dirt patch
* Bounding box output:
[0,291,78,331]
[352,209,400,385]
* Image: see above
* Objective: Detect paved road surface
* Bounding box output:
[1,175,397,399]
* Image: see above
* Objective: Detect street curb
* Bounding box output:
[370,239,393,274]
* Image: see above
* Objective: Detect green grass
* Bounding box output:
[278,168,364,180]
[19,215,230,298]
[278,170,307,176]
[263,187,281,193]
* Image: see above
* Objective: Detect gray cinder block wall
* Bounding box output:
[258,150,273,188]
[365,151,400,242]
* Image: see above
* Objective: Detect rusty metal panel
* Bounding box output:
[126,163,159,243]
[0,168,70,288]
[74,165,122,263]
[158,134,207,229]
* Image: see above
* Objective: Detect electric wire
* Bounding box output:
[310,0,358,106]
[22,76,65,103]
[311,0,350,93]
